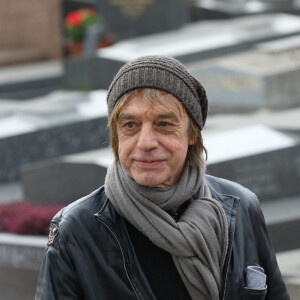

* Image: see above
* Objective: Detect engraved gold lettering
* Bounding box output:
[108,0,155,19]
[194,75,260,91]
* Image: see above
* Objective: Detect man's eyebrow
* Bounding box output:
[157,112,180,120]
[118,112,180,121]
[119,113,136,120]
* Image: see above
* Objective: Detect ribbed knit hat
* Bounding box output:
[107,55,208,130]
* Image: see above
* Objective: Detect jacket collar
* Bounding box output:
[96,179,240,300]
[205,175,240,228]
[95,195,157,300]
[204,175,240,299]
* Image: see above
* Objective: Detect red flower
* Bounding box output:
[64,7,100,43]
[65,11,82,27]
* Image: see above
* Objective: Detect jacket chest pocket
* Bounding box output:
[243,286,267,300]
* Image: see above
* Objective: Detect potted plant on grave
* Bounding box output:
[64,7,114,57]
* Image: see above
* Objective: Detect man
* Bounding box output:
[36,55,289,299]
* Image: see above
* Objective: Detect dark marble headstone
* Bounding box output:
[207,144,300,200]
[63,0,97,17]
[0,90,109,182]
[21,160,108,205]
[97,0,188,40]
[0,61,63,100]
[204,125,300,201]
[260,195,300,251]
[0,116,109,182]
[20,147,113,205]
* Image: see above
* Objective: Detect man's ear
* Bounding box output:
[189,136,195,145]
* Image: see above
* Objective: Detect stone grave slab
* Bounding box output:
[0,181,23,204]
[20,125,300,203]
[190,0,299,21]
[204,124,296,164]
[64,13,300,90]
[97,0,188,40]
[19,125,300,251]
[204,125,299,200]
[21,148,113,205]
[21,161,107,205]
[0,233,47,300]
[0,0,63,64]
[204,101,300,137]
[276,249,300,298]
[0,90,109,182]
[261,196,300,252]
[0,61,64,100]
[187,35,300,110]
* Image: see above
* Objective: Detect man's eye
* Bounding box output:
[125,122,135,128]
[159,122,169,127]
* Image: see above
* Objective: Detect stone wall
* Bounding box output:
[0,0,63,62]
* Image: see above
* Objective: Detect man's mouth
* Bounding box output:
[133,159,165,168]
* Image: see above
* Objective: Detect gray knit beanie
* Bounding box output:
[107,55,208,130]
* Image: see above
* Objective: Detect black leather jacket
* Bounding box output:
[36,175,289,300]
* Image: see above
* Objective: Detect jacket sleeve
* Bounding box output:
[224,189,290,300]
[252,201,290,300]
[35,222,83,300]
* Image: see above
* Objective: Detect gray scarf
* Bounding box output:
[105,162,228,300]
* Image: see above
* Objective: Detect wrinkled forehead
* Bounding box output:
[117,88,188,120]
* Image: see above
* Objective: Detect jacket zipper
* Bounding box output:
[221,242,233,300]
[221,201,239,300]
[96,216,141,300]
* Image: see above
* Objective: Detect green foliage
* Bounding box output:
[64,7,100,43]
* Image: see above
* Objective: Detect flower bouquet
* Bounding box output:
[64,7,100,44]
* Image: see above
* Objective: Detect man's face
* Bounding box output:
[116,93,194,188]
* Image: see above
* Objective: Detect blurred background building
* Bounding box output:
[0,0,300,299]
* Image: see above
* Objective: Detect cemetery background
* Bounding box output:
[1,0,300,299]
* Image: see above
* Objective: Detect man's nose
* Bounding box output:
[137,125,158,151]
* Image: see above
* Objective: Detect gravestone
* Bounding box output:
[260,197,300,251]
[0,234,47,300]
[0,0,62,66]
[97,0,188,40]
[189,0,298,22]
[20,125,300,203]
[63,0,97,17]
[21,148,113,205]
[64,13,300,90]
[0,90,109,182]
[0,61,63,100]
[187,35,300,110]
[19,125,300,252]
[204,125,300,200]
